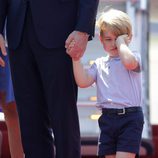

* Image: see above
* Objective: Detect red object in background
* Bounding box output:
[0,121,11,158]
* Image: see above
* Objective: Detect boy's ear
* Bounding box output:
[128,34,132,41]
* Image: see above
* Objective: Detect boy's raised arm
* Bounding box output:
[116,35,140,71]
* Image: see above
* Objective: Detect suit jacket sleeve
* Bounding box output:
[0,0,8,34]
[75,0,99,38]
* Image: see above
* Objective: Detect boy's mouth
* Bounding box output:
[111,48,117,51]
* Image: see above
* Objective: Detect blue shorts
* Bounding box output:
[98,107,144,157]
[0,51,15,105]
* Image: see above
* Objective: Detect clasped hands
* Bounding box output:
[65,31,89,61]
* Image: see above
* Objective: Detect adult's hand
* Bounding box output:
[65,31,89,61]
[0,34,7,67]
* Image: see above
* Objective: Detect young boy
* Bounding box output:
[70,9,144,158]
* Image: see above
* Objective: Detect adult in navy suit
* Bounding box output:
[0,0,99,158]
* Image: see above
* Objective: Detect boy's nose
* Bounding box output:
[111,40,116,46]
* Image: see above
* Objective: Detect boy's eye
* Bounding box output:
[105,38,111,41]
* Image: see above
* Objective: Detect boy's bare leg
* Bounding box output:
[116,151,135,158]
[105,155,116,158]
[1,96,24,158]
[104,151,136,158]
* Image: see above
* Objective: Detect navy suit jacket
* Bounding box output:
[0,0,99,49]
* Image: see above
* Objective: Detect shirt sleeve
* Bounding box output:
[75,0,99,38]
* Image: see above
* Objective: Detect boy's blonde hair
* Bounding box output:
[97,9,132,37]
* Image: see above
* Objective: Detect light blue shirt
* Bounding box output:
[87,52,142,109]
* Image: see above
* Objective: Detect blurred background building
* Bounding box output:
[149,0,158,125]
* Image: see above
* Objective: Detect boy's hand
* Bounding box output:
[0,34,7,67]
[116,34,131,46]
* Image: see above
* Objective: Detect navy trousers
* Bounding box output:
[9,6,80,158]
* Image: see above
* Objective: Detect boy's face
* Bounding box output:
[100,31,119,57]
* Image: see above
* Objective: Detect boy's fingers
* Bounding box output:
[120,34,129,44]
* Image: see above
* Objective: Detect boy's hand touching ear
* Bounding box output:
[116,34,131,46]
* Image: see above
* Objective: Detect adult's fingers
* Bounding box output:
[65,31,75,49]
